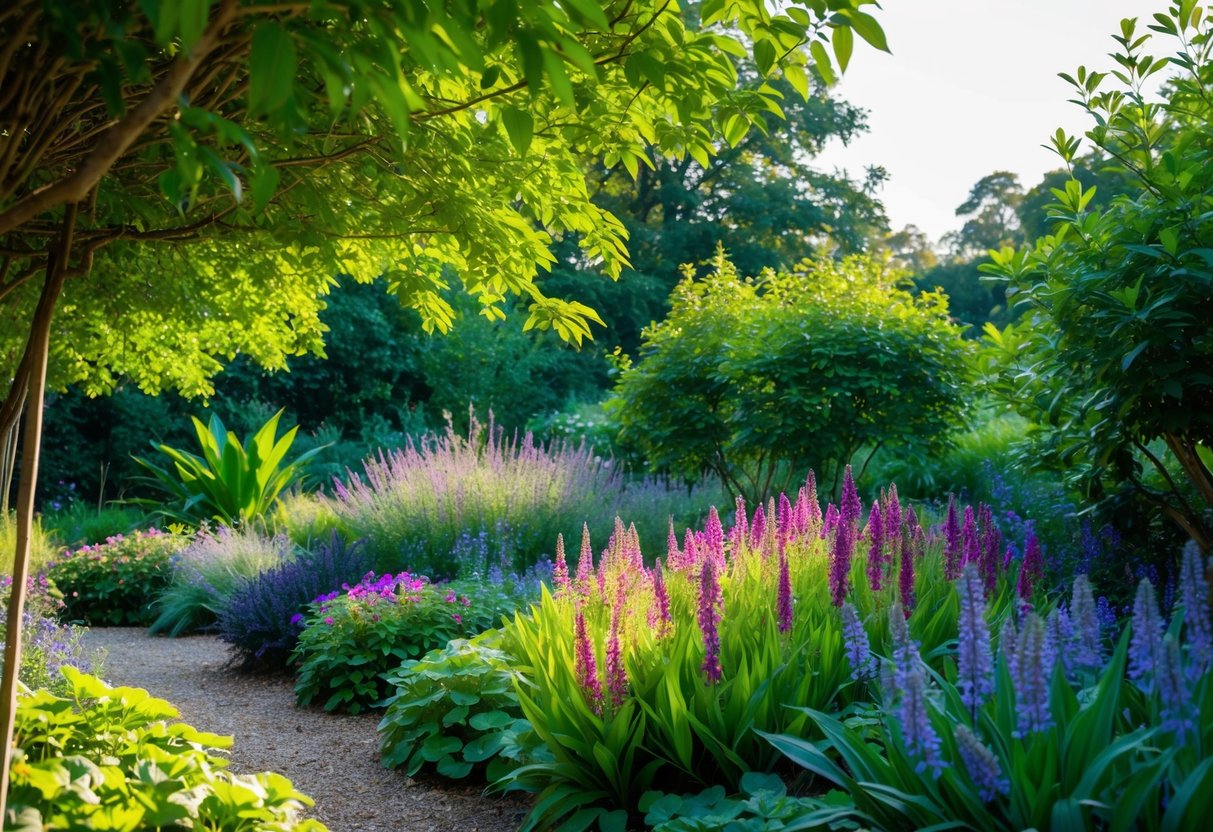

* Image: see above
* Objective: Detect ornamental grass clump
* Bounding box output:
[150,525,294,636]
[330,412,717,578]
[500,474,1023,829]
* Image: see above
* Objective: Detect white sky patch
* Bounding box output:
[814,0,1166,244]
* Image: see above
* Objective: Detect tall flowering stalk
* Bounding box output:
[574,610,603,713]
[605,585,628,708]
[804,470,823,533]
[979,518,1001,594]
[840,465,862,531]
[961,506,979,568]
[943,495,961,580]
[777,493,794,551]
[866,501,885,591]
[957,565,994,718]
[884,483,901,542]
[829,522,852,608]
[1158,636,1195,745]
[955,724,1009,802]
[698,558,723,684]
[1178,540,1212,676]
[1016,533,1043,602]
[576,523,594,596]
[749,503,766,551]
[552,533,569,591]
[886,603,945,777]
[822,503,839,539]
[704,506,725,566]
[1069,574,1102,672]
[1011,613,1054,737]
[841,601,875,680]
[651,560,672,638]
[898,524,915,615]
[777,549,793,633]
[1129,577,1165,692]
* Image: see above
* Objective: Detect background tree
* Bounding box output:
[979,7,1213,551]
[613,251,970,502]
[0,0,888,808]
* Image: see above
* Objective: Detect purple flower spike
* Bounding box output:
[576,523,594,595]
[1158,635,1195,745]
[1178,540,1212,677]
[698,558,723,684]
[957,565,994,718]
[733,495,749,550]
[574,611,602,713]
[682,527,698,568]
[705,506,725,566]
[884,483,902,541]
[955,725,1009,802]
[822,503,839,539]
[840,465,862,531]
[1044,606,1074,679]
[943,495,961,580]
[899,524,916,615]
[961,505,979,568]
[999,617,1018,681]
[805,470,823,533]
[1069,574,1102,671]
[652,560,672,638]
[666,518,681,570]
[750,503,767,551]
[866,501,885,591]
[1129,577,1165,692]
[777,550,793,633]
[841,601,875,680]
[1012,613,1054,737]
[553,533,569,592]
[829,523,853,608]
[885,603,946,778]
[777,493,793,551]
[605,586,628,708]
[1016,533,1044,601]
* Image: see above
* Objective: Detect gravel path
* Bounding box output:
[81,628,529,832]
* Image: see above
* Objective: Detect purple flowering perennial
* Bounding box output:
[1012,613,1054,737]
[829,523,852,608]
[1069,574,1102,672]
[898,524,915,616]
[698,558,723,685]
[750,503,767,552]
[885,603,946,778]
[805,470,823,532]
[943,494,961,580]
[1158,635,1194,745]
[822,503,839,540]
[574,610,603,713]
[884,483,902,542]
[705,506,725,566]
[576,523,594,595]
[1016,533,1044,601]
[605,587,628,708]
[840,465,862,531]
[552,533,569,591]
[957,565,994,718]
[1178,540,1212,677]
[652,560,672,638]
[961,505,979,568]
[777,550,793,633]
[1129,577,1165,693]
[866,501,885,592]
[841,601,876,681]
[1044,606,1075,679]
[955,724,1009,802]
[777,493,793,550]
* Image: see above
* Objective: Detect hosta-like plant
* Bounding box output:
[134,410,324,526]
[498,471,1023,829]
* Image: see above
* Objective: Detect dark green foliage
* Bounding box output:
[378,631,550,781]
[640,774,831,832]
[46,529,184,626]
[6,668,323,831]
[291,577,525,713]
[614,253,972,501]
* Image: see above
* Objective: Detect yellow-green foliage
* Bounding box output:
[1,512,59,576]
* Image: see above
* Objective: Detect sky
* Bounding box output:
[815,0,1163,243]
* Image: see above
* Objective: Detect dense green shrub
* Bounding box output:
[40,503,150,549]
[613,252,972,502]
[378,631,550,782]
[150,526,294,636]
[331,412,720,577]
[6,667,324,830]
[292,574,531,713]
[46,529,185,626]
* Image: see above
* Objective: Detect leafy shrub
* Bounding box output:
[331,411,720,577]
[0,574,99,696]
[500,474,1023,828]
[640,773,829,832]
[273,490,350,547]
[40,502,149,549]
[134,409,324,526]
[378,631,551,782]
[217,533,374,669]
[150,526,294,636]
[46,529,185,626]
[612,252,972,502]
[765,545,1213,831]
[6,667,325,830]
[292,574,530,713]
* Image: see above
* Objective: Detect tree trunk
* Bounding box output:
[0,202,75,820]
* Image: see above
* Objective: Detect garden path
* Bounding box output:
[81,628,528,832]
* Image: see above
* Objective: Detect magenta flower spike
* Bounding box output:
[705,506,725,566]
[943,495,961,580]
[574,610,603,713]
[698,558,723,684]
[605,584,628,707]
[750,503,767,551]
[777,493,793,550]
[805,470,823,533]
[652,559,673,638]
[1017,533,1044,601]
[777,549,793,633]
[961,505,979,568]
[829,523,852,608]
[884,483,902,541]
[866,501,885,591]
[980,521,1002,595]
[822,503,839,539]
[734,495,749,551]
[627,522,643,571]
[682,527,698,569]
[840,465,862,530]
[667,517,681,570]
[576,523,594,595]
[553,533,569,591]
[899,524,916,615]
